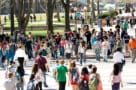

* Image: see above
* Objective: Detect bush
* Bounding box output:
[99,10,118,19]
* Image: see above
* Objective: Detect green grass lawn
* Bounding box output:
[1,13,66,28]
[6,29,65,36]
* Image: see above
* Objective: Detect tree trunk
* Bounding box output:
[91,0,96,21]
[10,0,15,35]
[87,0,91,12]
[97,0,100,15]
[45,0,48,24]
[47,0,54,33]
[14,0,33,34]
[62,0,70,32]
[17,15,30,34]
[56,1,61,22]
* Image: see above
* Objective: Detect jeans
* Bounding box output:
[16,82,24,90]
[95,48,100,61]
[112,83,120,90]
[42,71,48,86]
[59,82,66,90]
[27,49,33,60]
[79,53,84,65]
[102,48,108,61]
[60,47,64,57]
[53,51,58,59]
[110,44,114,53]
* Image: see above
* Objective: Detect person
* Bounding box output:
[53,60,60,80]
[88,64,93,74]
[35,51,49,87]
[64,40,72,61]
[56,60,68,90]
[33,15,36,22]
[113,48,125,72]
[79,67,89,90]
[78,42,85,65]
[106,16,110,27]
[101,37,110,62]
[68,61,79,90]
[15,66,25,90]
[4,73,16,90]
[116,38,123,51]
[123,32,130,56]
[94,38,101,61]
[123,20,128,32]
[128,36,136,63]
[31,64,43,90]
[89,66,103,90]
[110,64,123,90]
[14,44,27,68]
[5,61,15,78]
[59,38,66,58]
[25,37,33,60]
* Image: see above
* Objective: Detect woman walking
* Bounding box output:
[15,66,25,90]
[31,64,43,90]
[68,61,79,90]
[89,66,103,90]
[110,64,123,90]
[101,37,110,62]
[78,43,85,65]
[79,67,89,90]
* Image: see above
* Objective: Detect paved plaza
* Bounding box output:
[0,56,136,90]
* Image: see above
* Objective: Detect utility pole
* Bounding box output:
[10,0,15,35]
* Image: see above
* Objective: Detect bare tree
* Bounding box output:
[61,0,70,32]
[14,0,33,34]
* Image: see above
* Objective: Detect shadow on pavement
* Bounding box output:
[127,82,136,85]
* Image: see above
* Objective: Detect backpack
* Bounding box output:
[71,68,79,84]
[89,74,98,90]
[79,75,89,90]
[27,80,36,90]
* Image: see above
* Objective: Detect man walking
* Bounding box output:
[35,51,49,87]
[128,36,136,63]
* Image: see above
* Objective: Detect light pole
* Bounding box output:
[74,7,77,31]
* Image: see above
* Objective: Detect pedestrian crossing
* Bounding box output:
[0,58,136,90]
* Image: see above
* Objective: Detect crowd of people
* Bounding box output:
[0,15,136,90]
